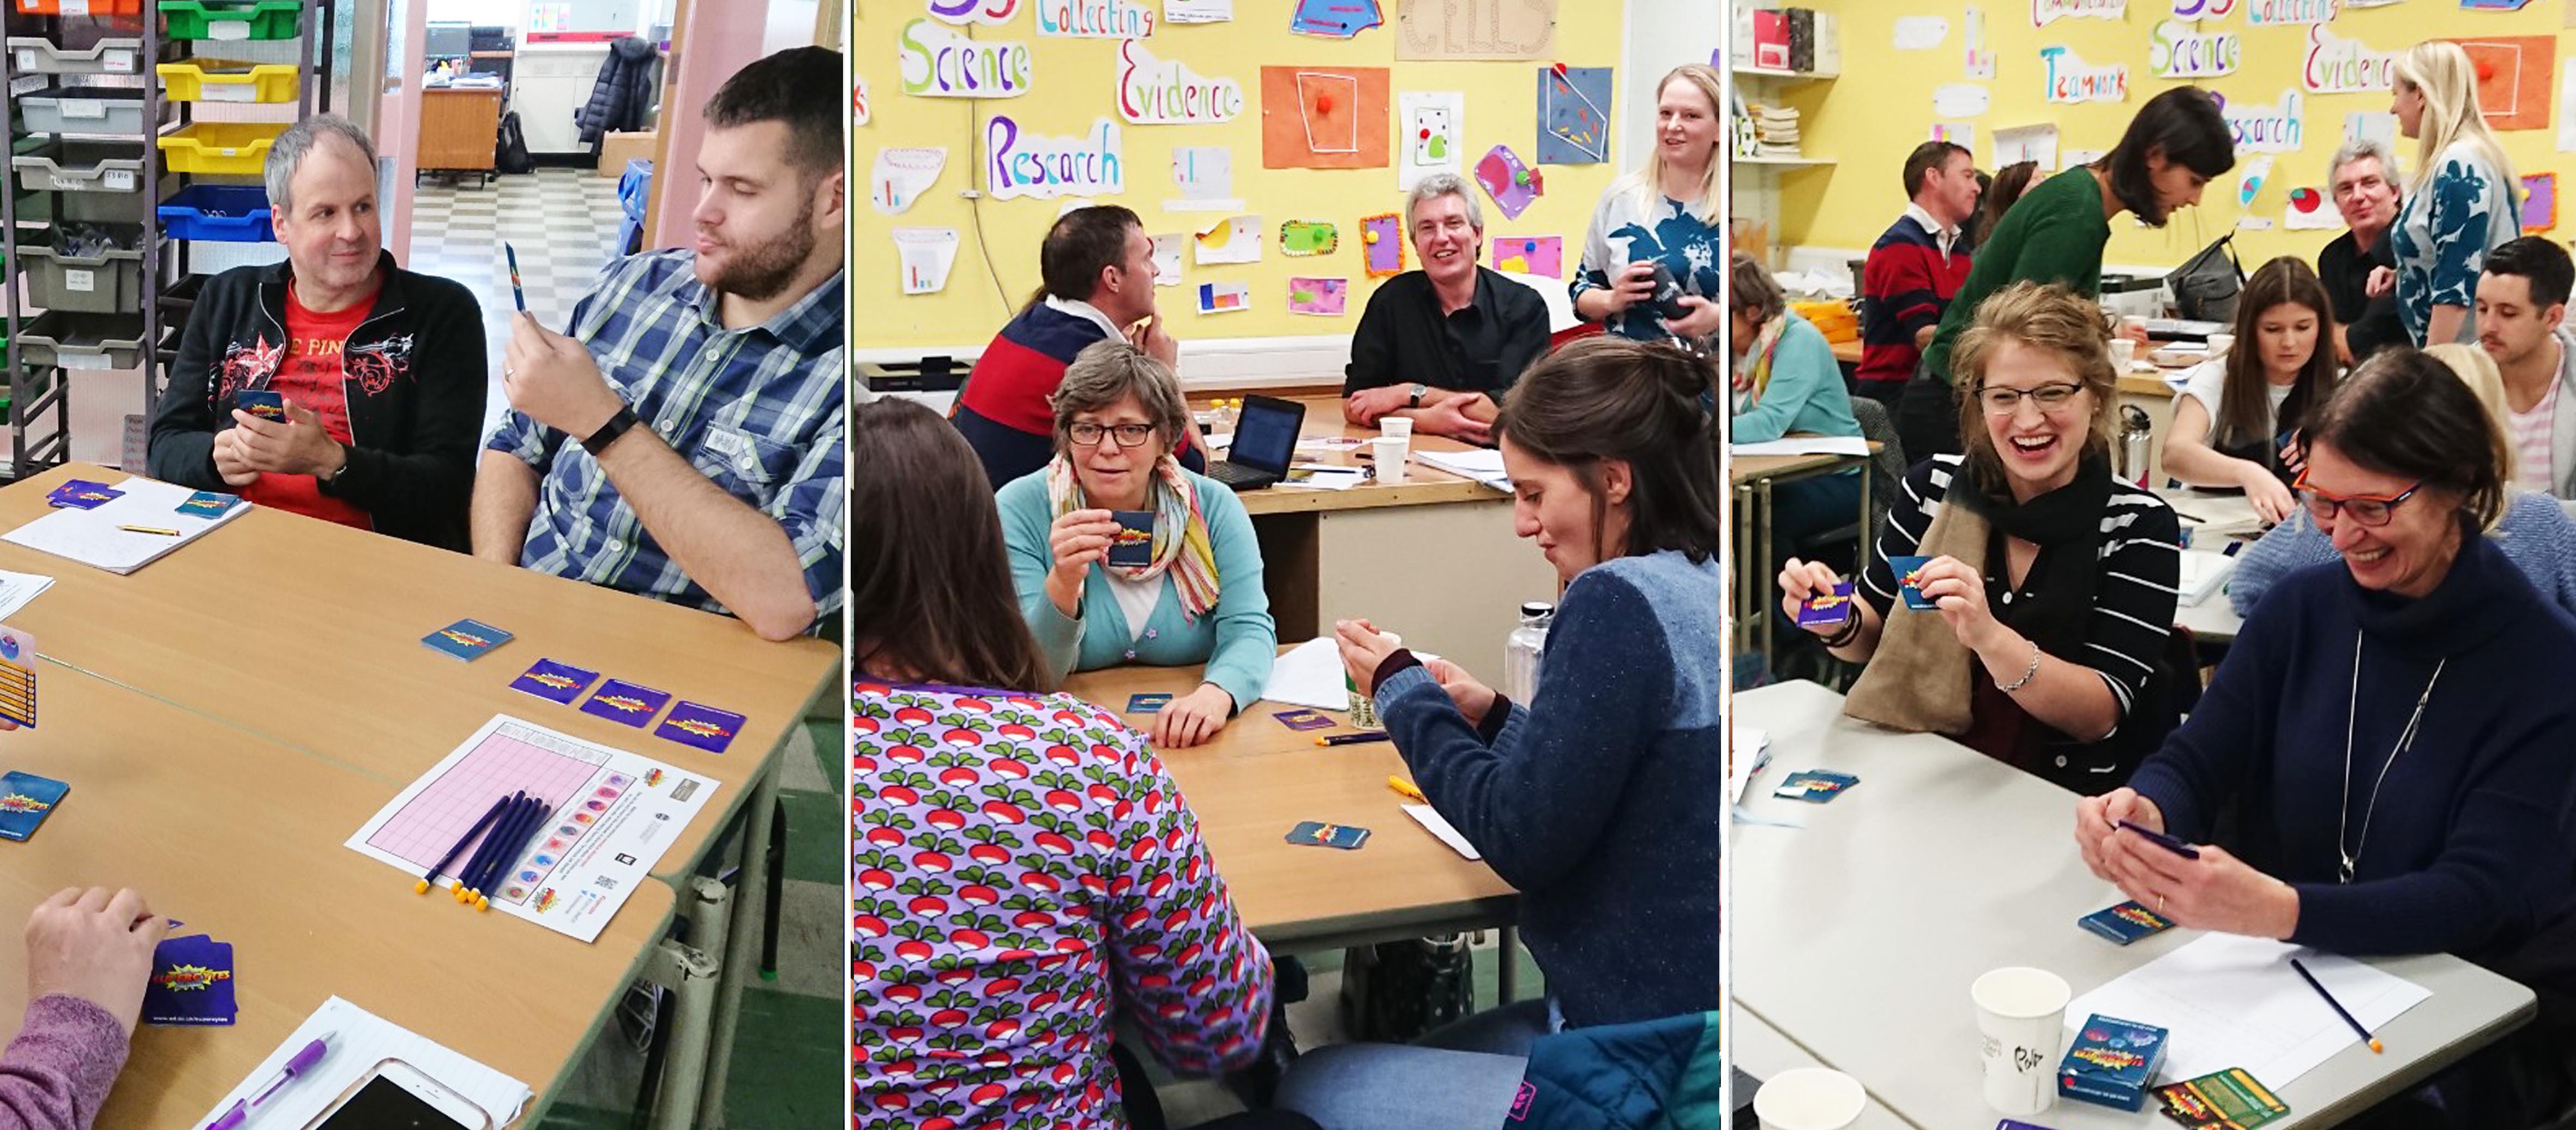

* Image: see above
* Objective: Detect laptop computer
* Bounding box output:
[1206,394,1304,490]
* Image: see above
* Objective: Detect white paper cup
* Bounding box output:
[2122,315,2150,336]
[1380,417,1413,443]
[1753,1068,1868,1130]
[1373,436,1409,483]
[2206,332,2235,356]
[2108,339,2136,368]
[1972,966,2071,1116]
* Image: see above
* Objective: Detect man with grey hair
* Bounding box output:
[1342,171,1549,443]
[148,113,486,550]
[2318,137,2406,366]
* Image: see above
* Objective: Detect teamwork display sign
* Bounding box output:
[2041,46,2129,103]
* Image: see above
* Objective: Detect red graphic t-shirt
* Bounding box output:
[242,281,375,531]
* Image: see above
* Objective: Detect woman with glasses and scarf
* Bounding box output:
[998,340,1277,749]
[1777,282,2182,792]
[2076,348,2576,1128]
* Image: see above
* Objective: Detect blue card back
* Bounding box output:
[0,772,67,840]
[1892,555,1940,610]
[2078,900,2174,945]
[423,618,513,661]
[1286,820,1369,849]
[234,389,285,423]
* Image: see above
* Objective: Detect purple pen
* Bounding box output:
[205,1031,334,1130]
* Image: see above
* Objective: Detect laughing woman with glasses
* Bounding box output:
[2075,347,2576,1128]
[1777,283,2183,792]
[998,340,1277,748]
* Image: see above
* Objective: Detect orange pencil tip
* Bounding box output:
[2369,1039,2385,1054]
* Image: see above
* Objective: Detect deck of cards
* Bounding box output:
[1286,820,1369,849]
[2154,1068,2287,1128]
[1796,581,1857,627]
[2061,1013,2170,1111]
[2079,900,2175,946]
[1891,555,1940,610]
[1126,693,1173,714]
[234,389,286,423]
[45,479,121,509]
[143,928,236,1026]
[1774,770,1858,803]
[1273,708,1332,731]
[423,618,513,661]
[1109,510,1156,568]
[0,771,64,840]
[176,490,240,519]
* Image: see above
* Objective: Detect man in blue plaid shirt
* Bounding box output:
[473,47,844,641]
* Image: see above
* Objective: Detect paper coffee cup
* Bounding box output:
[2122,315,2149,334]
[1381,417,1413,443]
[1753,1068,1867,1130]
[2108,339,2136,368]
[1373,436,1409,483]
[1972,967,2071,1115]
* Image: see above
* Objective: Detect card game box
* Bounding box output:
[2060,1013,2170,1111]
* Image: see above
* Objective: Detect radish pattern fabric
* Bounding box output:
[852,679,1273,1128]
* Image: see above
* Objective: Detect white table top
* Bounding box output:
[1730,680,2537,1129]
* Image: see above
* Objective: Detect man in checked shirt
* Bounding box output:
[473,46,844,641]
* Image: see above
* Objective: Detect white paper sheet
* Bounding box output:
[1165,0,1233,21]
[1403,803,1480,859]
[1150,232,1183,285]
[893,227,960,295]
[1993,123,2060,171]
[3,477,248,575]
[1262,637,1352,711]
[2559,60,2576,152]
[1194,215,1263,265]
[196,996,531,1130]
[869,146,946,215]
[2063,935,2431,1088]
[1728,725,1771,804]
[1933,83,1990,118]
[1894,16,1948,49]
[1397,91,1465,191]
[1412,448,1512,490]
[0,570,55,623]
[1731,436,1871,457]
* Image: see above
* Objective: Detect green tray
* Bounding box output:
[158,1,302,41]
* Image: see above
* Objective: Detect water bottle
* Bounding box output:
[1504,602,1552,705]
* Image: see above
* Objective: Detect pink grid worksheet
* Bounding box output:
[364,723,610,869]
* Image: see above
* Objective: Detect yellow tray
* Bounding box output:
[155,121,286,175]
[155,61,298,103]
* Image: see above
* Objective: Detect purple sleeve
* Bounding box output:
[0,996,128,1130]
[1098,737,1274,1076]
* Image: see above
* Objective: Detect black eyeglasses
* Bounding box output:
[1975,382,2085,415]
[1067,422,1157,449]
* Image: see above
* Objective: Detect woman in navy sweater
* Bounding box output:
[2077,350,2576,1127]
[1274,336,1724,1129]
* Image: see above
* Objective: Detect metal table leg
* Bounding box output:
[649,879,727,1130]
[694,761,782,1128]
[1496,926,1520,1005]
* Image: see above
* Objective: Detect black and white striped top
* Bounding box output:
[1858,454,2182,719]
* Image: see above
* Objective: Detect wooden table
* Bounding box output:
[0,465,838,1129]
[0,665,677,1129]
[1830,340,1861,366]
[1224,398,1558,678]
[1061,656,1516,952]
[418,86,503,182]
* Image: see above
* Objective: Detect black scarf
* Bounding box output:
[1949,451,2115,660]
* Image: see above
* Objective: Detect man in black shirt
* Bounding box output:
[1343,172,1551,444]
[2316,139,2406,366]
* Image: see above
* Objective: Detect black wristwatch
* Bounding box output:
[582,405,641,456]
[1407,382,1428,408]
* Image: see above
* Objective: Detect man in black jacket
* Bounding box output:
[147,115,486,551]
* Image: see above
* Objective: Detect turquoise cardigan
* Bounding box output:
[1733,312,1861,444]
[997,467,1277,708]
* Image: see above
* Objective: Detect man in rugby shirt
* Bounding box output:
[1856,141,1980,408]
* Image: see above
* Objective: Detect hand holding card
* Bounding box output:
[1891,555,1940,611]
[1796,581,1857,628]
[234,389,286,424]
[1108,510,1156,568]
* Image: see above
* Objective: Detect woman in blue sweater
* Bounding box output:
[997,340,1276,748]
[2078,350,2576,1127]
[1731,250,1863,566]
[1274,336,1725,1129]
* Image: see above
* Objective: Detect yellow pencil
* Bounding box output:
[119,526,180,536]
[1387,775,1426,803]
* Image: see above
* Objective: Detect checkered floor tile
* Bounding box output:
[409,168,629,437]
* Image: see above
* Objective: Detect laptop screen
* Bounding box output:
[1230,399,1302,474]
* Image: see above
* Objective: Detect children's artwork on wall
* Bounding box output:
[1280,219,1341,255]
[1964,5,1997,77]
[1287,277,1350,315]
[1260,66,1391,169]
[2039,45,2128,104]
[1932,122,1976,148]
[2148,20,2240,79]
[2452,36,2554,130]
[1361,212,1406,277]
[2284,186,2342,229]
[1399,91,1466,190]
[1537,64,1611,164]
[928,0,1020,26]
[2031,0,2125,26]
[855,76,870,124]
[898,18,1034,99]
[1168,145,1241,211]
[1474,145,1544,219]
[2463,0,2531,10]
[1165,0,1232,21]
[2235,155,2273,208]
[2301,26,2397,93]
[2170,0,2239,20]
[1037,0,1155,38]
[893,227,961,295]
[1894,16,1947,49]
[1150,233,1183,284]
[2214,89,2305,154]
[985,116,1126,199]
[2247,0,2338,24]
[1492,235,1563,278]
[1194,215,1264,264]
[1117,40,1245,124]
[1292,0,1382,38]
[2524,172,2556,231]
[870,147,947,215]
[1198,280,1252,314]
[1993,123,2060,170]
[1394,0,1556,60]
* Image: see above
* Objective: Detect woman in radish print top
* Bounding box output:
[850,400,1289,1130]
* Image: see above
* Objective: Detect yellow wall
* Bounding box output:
[852,3,1628,348]
[1774,0,2570,271]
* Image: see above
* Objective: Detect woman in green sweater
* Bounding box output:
[1895,87,2235,463]
[997,340,1276,748]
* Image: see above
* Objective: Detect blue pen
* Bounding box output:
[2223,539,2243,557]
[504,242,526,312]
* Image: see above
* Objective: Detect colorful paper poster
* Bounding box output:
[1894,16,1947,49]
[2149,20,2240,78]
[2526,173,2557,231]
[1150,232,1183,285]
[1994,123,2060,170]
[1492,235,1563,278]
[2235,155,2273,208]
[2301,26,2396,93]
[1361,212,1406,276]
[2284,185,2341,229]
[927,0,1021,25]
[1964,6,1997,77]
[1394,0,1555,59]
[1037,0,1156,37]
[854,76,870,125]
[1194,214,1263,264]
[1164,0,1232,20]
[1398,91,1465,190]
[2170,0,2240,19]
[2248,0,2337,23]
[1117,40,1244,124]
[2032,0,2124,26]
[1280,219,1340,255]
[1287,277,1349,315]
[893,227,961,294]
[986,116,1125,200]
[2040,46,2128,104]
[1168,145,1241,211]
[1292,0,1381,37]
[1932,122,1976,149]
[870,147,946,215]
[898,19,1034,99]
[1933,83,1991,118]
[1261,67,1391,169]
[1537,65,1611,165]
[1473,145,1544,219]
[2454,36,2554,130]
[1197,280,1251,313]
[2216,89,2305,154]
[2464,0,2530,9]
